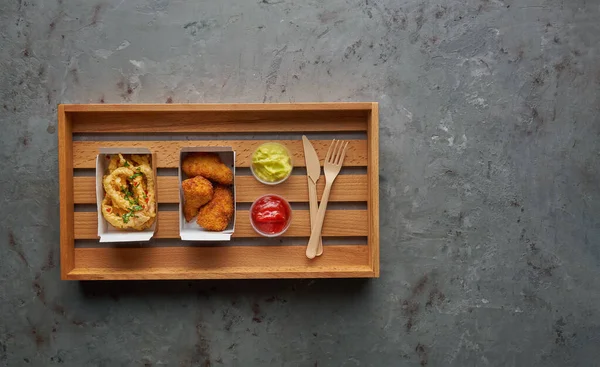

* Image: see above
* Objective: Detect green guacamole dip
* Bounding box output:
[251,142,293,183]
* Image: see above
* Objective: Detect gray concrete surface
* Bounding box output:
[1,0,599,366]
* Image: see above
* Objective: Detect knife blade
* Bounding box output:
[302,136,320,184]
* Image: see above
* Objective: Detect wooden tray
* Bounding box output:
[58,103,379,280]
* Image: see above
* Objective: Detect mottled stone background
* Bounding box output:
[1,0,599,366]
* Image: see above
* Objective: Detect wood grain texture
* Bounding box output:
[73,209,368,239]
[63,102,374,112]
[58,105,75,279]
[72,175,368,204]
[70,109,368,133]
[72,140,368,168]
[69,246,373,280]
[368,103,380,277]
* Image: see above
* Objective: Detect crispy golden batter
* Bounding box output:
[197,185,234,231]
[102,196,153,230]
[138,162,156,215]
[182,153,233,185]
[182,176,214,222]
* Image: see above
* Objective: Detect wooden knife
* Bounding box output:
[302,135,323,256]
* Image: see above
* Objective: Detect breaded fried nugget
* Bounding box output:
[182,153,233,185]
[182,176,214,222]
[197,185,234,231]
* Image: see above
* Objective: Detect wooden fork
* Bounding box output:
[306,139,349,259]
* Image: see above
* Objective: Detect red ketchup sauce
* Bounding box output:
[250,195,291,235]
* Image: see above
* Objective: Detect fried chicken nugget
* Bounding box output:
[182,176,214,222]
[182,153,233,185]
[197,185,234,231]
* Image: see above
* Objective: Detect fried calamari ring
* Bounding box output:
[138,163,156,215]
[103,167,136,211]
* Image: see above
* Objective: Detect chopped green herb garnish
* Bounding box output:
[122,209,140,223]
[129,173,143,179]
[131,205,143,212]
[126,197,139,206]
[123,161,130,167]
[122,188,139,206]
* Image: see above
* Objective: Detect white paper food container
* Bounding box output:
[179,147,236,241]
[95,148,158,242]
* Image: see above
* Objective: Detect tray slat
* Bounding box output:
[71,246,373,280]
[70,110,368,133]
[73,175,368,204]
[73,210,368,239]
[73,140,368,168]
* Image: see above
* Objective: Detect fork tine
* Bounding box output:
[328,139,338,164]
[333,140,342,165]
[337,141,349,166]
[325,139,335,163]
[331,139,342,164]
